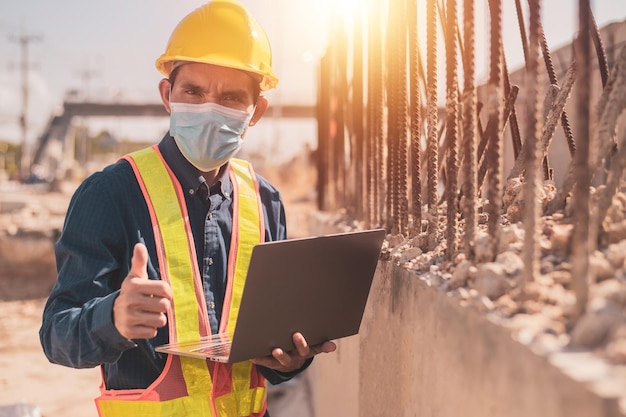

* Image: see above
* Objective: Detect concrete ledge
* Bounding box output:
[307,219,625,417]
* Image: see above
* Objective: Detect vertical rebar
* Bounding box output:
[571,0,592,319]
[522,0,543,288]
[397,0,410,237]
[408,0,422,236]
[461,0,477,259]
[426,0,440,250]
[484,0,503,262]
[444,0,459,259]
[386,0,399,234]
[353,4,365,221]
[334,17,348,212]
[366,0,377,228]
[316,52,331,211]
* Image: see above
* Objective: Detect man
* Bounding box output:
[39,1,335,416]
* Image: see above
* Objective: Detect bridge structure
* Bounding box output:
[30,100,315,182]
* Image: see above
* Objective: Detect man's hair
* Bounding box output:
[168,66,262,103]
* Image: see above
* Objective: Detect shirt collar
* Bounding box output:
[158,133,232,200]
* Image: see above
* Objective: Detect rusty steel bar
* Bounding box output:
[508,63,577,180]
[352,4,365,221]
[408,0,422,236]
[539,23,577,158]
[373,0,385,228]
[386,0,399,234]
[351,5,367,220]
[366,0,377,228]
[397,0,410,237]
[444,0,459,259]
[461,0,477,259]
[333,17,348,212]
[484,0,504,262]
[590,46,626,250]
[501,53,523,161]
[521,0,543,288]
[477,85,518,190]
[426,0,439,251]
[589,7,610,88]
[316,52,331,211]
[571,0,592,319]
[515,0,529,63]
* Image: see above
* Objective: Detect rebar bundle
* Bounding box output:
[316,0,626,317]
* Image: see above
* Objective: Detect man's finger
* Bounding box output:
[292,332,310,357]
[130,243,149,280]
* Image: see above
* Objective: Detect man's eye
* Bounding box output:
[185,90,199,96]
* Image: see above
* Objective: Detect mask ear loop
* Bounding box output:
[248,104,258,126]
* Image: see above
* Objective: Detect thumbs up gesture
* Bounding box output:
[113,243,173,340]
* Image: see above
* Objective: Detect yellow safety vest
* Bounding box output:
[95,145,267,417]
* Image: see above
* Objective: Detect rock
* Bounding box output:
[549,223,574,254]
[569,312,620,348]
[474,231,491,263]
[591,279,626,308]
[400,247,423,264]
[495,251,524,277]
[387,234,405,248]
[494,293,520,316]
[589,251,616,282]
[473,262,510,300]
[604,219,626,244]
[605,240,626,269]
[447,260,472,290]
[498,224,524,253]
[605,338,626,364]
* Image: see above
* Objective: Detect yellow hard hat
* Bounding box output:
[156,0,278,91]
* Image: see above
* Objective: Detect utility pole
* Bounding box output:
[9,29,42,180]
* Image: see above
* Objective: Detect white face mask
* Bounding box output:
[169,102,253,172]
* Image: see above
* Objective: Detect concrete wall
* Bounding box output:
[307,260,625,417]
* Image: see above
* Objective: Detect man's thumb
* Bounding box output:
[130,243,149,279]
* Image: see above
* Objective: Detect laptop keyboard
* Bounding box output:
[188,333,232,358]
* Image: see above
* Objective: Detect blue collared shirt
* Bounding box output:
[40,134,308,397]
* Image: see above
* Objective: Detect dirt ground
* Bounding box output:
[0,156,318,416]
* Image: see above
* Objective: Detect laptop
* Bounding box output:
[155,228,386,363]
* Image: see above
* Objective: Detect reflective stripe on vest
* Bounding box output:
[95,146,266,417]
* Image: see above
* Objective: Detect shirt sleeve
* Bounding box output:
[257,357,313,385]
[39,168,139,368]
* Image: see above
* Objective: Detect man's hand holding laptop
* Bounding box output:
[250,332,337,373]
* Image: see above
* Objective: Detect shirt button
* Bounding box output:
[209,301,215,310]
[207,257,214,266]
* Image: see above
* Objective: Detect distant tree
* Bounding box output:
[0,141,22,179]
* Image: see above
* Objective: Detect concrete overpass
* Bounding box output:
[31,100,315,181]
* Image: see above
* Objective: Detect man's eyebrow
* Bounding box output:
[178,80,202,90]
[220,88,249,98]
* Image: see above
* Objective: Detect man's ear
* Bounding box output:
[249,96,269,126]
[158,79,172,114]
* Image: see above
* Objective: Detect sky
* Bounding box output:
[0,0,625,160]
